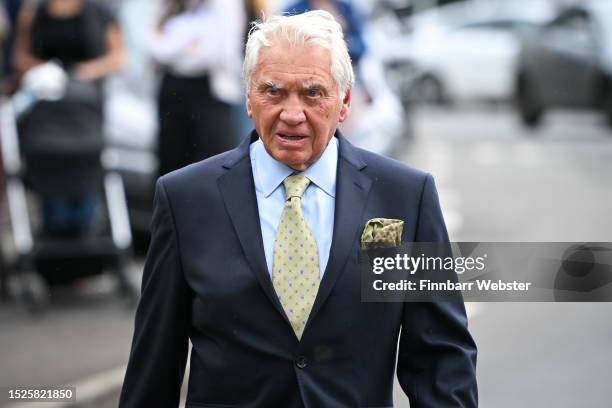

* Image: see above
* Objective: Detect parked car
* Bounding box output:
[385,0,553,105]
[515,0,612,128]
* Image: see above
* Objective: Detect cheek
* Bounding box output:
[256,101,281,121]
[316,98,343,122]
[312,132,330,154]
[314,101,332,118]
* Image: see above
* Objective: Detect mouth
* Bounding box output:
[277,133,309,144]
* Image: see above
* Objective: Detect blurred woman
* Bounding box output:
[15,0,124,83]
[232,0,269,140]
[14,0,125,234]
[148,0,245,177]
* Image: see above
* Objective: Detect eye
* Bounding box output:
[306,88,322,98]
[265,87,281,97]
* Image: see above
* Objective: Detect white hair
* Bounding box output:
[243,10,355,98]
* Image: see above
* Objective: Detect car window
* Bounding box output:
[548,9,594,45]
[551,10,591,32]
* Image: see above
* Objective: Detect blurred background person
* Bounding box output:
[0,4,10,77]
[233,0,270,139]
[1,0,21,94]
[148,0,245,177]
[13,0,125,235]
[284,0,366,66]
[15,0,124,83]
[244,0,269,39]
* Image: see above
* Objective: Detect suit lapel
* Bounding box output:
[307,135,373,326]
[217,133,290,323]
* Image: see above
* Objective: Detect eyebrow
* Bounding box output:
[302,81,324,90]
[259,80,282,90]
[258,80,326,90]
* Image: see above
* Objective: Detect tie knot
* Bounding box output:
[283,175,310,199]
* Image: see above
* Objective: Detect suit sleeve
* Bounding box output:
[397,174,478,407]
[119,179,192,407]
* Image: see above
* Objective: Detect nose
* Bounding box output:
[279,95,306,126]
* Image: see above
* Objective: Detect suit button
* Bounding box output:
[295,355,308,369]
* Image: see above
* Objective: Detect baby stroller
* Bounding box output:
[0,63,137,312]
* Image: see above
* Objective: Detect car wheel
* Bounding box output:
[412,75,446,105]
[517,74,543,128]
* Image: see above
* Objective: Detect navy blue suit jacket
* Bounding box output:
[119,132,478,407]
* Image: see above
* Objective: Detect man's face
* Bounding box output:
[247,44,351,171]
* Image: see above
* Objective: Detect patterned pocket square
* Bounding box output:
[360,218,404,249]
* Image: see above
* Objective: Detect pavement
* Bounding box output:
[396,104,612,408]
[1,104,612,407]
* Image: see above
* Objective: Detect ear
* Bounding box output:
[338,87,352,123]
[246,93,253,118]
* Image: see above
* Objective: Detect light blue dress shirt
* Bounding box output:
[250,137,337,279]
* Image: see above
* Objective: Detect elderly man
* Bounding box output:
[120,10,477,408]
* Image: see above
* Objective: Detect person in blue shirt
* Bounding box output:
[285,0,366,65]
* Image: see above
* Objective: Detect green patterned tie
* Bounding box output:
[272,175,320,339]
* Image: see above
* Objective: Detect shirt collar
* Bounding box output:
[250,136,338,198]
[301,137,337,198]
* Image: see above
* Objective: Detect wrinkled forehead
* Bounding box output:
[251,44,335,89]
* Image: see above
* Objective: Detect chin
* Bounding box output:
[275,153,307,169]
[286,160,309,171]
